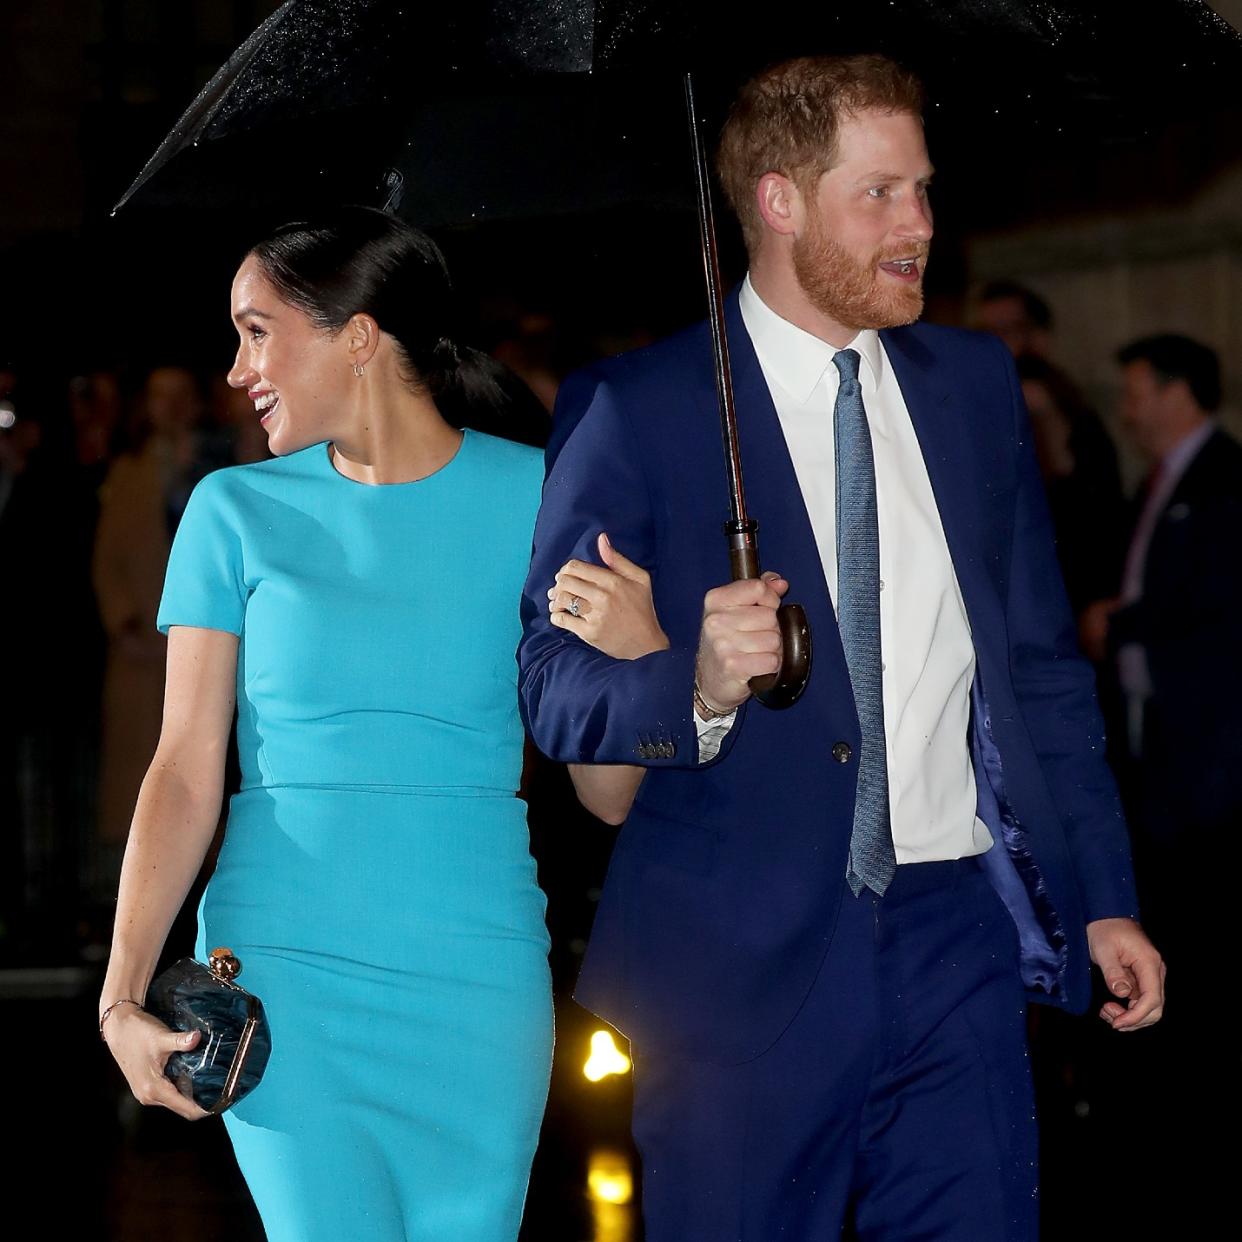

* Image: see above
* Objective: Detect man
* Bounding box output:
[1085,335,1241,777]
[1083,335,1241,941]
[519,56,1163,1240]
[1077,334,1239,1228]
[973,278,1054,359]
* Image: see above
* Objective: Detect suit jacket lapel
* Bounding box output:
[881,325,1006,632]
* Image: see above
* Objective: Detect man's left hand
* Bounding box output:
[1086,918,1165,1031]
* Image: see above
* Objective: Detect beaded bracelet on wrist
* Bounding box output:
[99,997,144,1042]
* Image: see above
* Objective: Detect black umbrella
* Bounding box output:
[116,0,1242,222]
[113,0,1242,708]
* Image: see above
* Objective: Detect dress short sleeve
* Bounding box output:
[157,471,247,635]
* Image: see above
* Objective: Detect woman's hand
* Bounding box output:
[548,533,670,659]
[101,1006,210,1121]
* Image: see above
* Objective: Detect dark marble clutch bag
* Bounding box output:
[147,948,272,1115]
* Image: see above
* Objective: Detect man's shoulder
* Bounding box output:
[568,319,713,399]
[882,320,1010,367]
[1183,425,1242,495]
[549,320,714,460]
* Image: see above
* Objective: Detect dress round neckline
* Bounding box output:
[318,428,471,490]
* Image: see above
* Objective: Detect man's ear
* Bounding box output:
[756,172,803,239]
[346,313,381,370]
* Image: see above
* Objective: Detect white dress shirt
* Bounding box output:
[701,276,991,863]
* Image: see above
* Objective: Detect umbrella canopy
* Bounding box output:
[115,0,1242,226]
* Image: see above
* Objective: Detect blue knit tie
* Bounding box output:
[833,349,896,897]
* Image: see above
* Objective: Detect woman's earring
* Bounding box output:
[353,362,365,377]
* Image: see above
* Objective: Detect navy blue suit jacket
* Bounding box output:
[518,292,1138,1064]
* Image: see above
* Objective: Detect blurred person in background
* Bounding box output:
[65,368,123,921]
[1015,354,1126,618]
[0,361,83,951]
[491,310,564,413]
[1077,332,1240,1226]
[68,368,122,477]
[209,373,270,465]
[1,362,46,950]
[976,280,1127,625]
[974,277,1054,359]
[92,365,211,853]
[1081,334,1241,920]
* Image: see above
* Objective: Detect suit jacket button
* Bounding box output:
[831,742,852,764]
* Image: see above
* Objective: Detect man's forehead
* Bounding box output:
[828,110,929,167]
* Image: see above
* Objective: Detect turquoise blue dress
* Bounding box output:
[157,431,553,1241]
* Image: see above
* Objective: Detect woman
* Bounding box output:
[92,365,209,850]
[98,208,553,1242]
[1014,354,1126,620]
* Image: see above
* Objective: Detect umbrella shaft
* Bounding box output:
[684,72,751,538]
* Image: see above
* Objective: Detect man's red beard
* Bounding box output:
[792,216,928,333]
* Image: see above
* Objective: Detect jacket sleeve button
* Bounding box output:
[831,741,852,764]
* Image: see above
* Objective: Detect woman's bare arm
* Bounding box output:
[548,533,667,825]
[98,625,238,1119]
[568,763,646,826]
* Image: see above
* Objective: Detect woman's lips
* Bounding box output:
[254,393,280,422]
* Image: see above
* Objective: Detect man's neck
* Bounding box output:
[749,257,858,349]
[1149,411,1211,465]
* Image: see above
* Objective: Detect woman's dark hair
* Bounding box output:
[248,206,547,445]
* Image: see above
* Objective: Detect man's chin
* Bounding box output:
[872,286,925,329]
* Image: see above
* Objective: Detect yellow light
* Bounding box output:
[583,1029,631,1082]
[587,1149,634,1205]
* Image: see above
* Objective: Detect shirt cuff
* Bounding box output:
[694,701,737,763]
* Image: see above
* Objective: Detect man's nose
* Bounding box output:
[901,195,934,243]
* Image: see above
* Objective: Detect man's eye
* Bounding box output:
[867,186,889,199]
[248,325,266,339]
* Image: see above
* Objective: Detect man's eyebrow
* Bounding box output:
[232,305,274,322]
[855,167,936,183]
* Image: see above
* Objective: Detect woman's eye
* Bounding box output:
[867,186,889,199]
[248,325,266,340]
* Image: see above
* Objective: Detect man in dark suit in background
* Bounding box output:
[1082,335,1242,865]
[521,56,1163,1241]
[1078,333,1239,1226]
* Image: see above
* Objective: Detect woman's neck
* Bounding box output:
[329,388,462,485]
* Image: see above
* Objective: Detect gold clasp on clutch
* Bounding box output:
[208,947,243,982]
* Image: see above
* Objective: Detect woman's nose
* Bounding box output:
[227,351,255,389]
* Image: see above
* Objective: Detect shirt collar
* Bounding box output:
[739,273,884,405]
[1159,418,1214,483]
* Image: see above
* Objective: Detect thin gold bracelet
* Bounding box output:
[99,997,144,1042]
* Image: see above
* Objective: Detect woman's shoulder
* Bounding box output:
[466,430,544,501]
[192,444,321,496]
[463,429,544,477]
[180,445,324,530]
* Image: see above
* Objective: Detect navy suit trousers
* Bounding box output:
[631,859,1038,1241]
